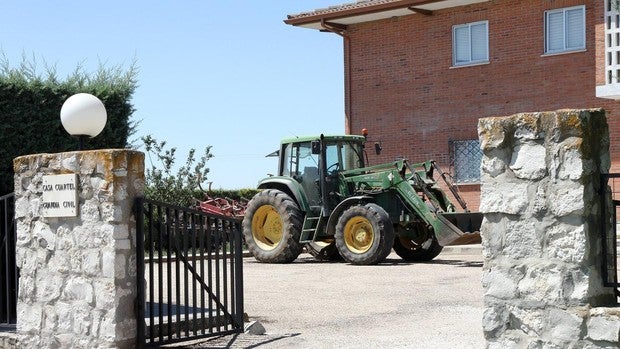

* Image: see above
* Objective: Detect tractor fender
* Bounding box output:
[256,177,311,213]
[325,195,374,235]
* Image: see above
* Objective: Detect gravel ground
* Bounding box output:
[177,249,485,349]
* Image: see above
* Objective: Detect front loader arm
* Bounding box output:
[340,160,479,246]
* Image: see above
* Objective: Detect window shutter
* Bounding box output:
[454,26,470,63]
[547,11,564,52]
[565,8,584,49]
[471,23,488,61]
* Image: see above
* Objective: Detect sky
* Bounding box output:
[0,1,346,189]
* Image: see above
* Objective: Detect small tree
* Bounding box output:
[142,135,213,207]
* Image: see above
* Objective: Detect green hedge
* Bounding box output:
[0,59,137,195]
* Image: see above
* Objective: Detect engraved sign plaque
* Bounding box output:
[41,174,78,217]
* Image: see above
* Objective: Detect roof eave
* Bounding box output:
[285,0,435,25]
[285,0,489,28]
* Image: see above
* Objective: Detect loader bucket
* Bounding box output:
[434,212,483,246]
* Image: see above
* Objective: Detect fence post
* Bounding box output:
[11,150,144,348]
[134,197,145,348]
[0,193,17,327]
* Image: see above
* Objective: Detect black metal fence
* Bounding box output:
[600,173,620,298]
[135,197,244,347]
[0,193,17,329]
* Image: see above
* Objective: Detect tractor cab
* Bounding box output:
[277,135,366,213]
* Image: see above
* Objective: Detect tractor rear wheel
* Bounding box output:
[393,228,443,262]
[335,203,394,265]
[242,189,303,263]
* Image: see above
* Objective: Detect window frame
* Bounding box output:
[544,5,586,55]
[452,20,489,67]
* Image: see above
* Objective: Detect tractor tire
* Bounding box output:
[335,203,395,265]
[306,241,342,261]
[242,189,303,263]
[393,234,443,262]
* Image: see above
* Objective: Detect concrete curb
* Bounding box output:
[441,244,482,255]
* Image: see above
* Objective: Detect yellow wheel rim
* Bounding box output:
[251,205,283,250]
[343,216,374,253]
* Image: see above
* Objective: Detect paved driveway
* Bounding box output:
[187,249,484,349]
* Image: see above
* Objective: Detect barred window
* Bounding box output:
[450,139,482,184]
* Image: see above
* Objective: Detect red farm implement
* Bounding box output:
[197,196,247,219]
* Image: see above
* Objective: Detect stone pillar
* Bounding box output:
[479,109,620,348]
[12,149,144,348]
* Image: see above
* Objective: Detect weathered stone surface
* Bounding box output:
[61,155,78,172]
[547,181,585,217]
[64,277,94,304]
[479,116,510,150]
[509,142,547,180]
[480,181,529,215]
[586,308,620,342]
[35,272,64,302]
[507,306,545,337]
[102,247,116,278]
[33,221,56,250]
[483,305,509,339]
[483,269,519,300]
[554,138,587,181]
[17,303,42,333]
[479,110,617,348]
[13,150,144,349]
[503,219,541,259]
[546,307,585,343]
[546,224,586,264]
[517,263,566,304]
[482,156,507,177]
[82,249,101,276]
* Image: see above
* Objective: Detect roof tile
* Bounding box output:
[287,0,398,20]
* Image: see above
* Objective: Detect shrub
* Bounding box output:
[142,135,213,207]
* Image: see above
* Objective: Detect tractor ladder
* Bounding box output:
[300,206,325,243]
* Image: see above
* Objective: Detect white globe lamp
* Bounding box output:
[60,93,107,149]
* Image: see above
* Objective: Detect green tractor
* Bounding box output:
[242,134,482,265]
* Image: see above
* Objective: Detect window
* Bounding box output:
[280,142,318,177]
[545,6,585,54]
[450,139,482,184]
[324,141,365,173]
[452,21,489,66]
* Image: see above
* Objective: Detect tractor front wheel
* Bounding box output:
[242,189,303,263]
[335,203,394,265]
[393,231,443,262]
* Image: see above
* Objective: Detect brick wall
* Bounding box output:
[342,0,616,210]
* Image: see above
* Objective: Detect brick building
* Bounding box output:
[285,0,620,210]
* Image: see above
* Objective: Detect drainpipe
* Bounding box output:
[320,19,353,135]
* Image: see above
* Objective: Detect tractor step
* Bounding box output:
[300,212,324,243]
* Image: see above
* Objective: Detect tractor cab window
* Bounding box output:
[324,141,364,174]
[281,142,319,180]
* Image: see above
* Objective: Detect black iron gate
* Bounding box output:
[600,174,620,300]
[0,193,17,329]
[135,197,244,347]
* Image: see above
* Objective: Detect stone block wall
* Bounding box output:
[479,109,620,348]
[11,149,144,348]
